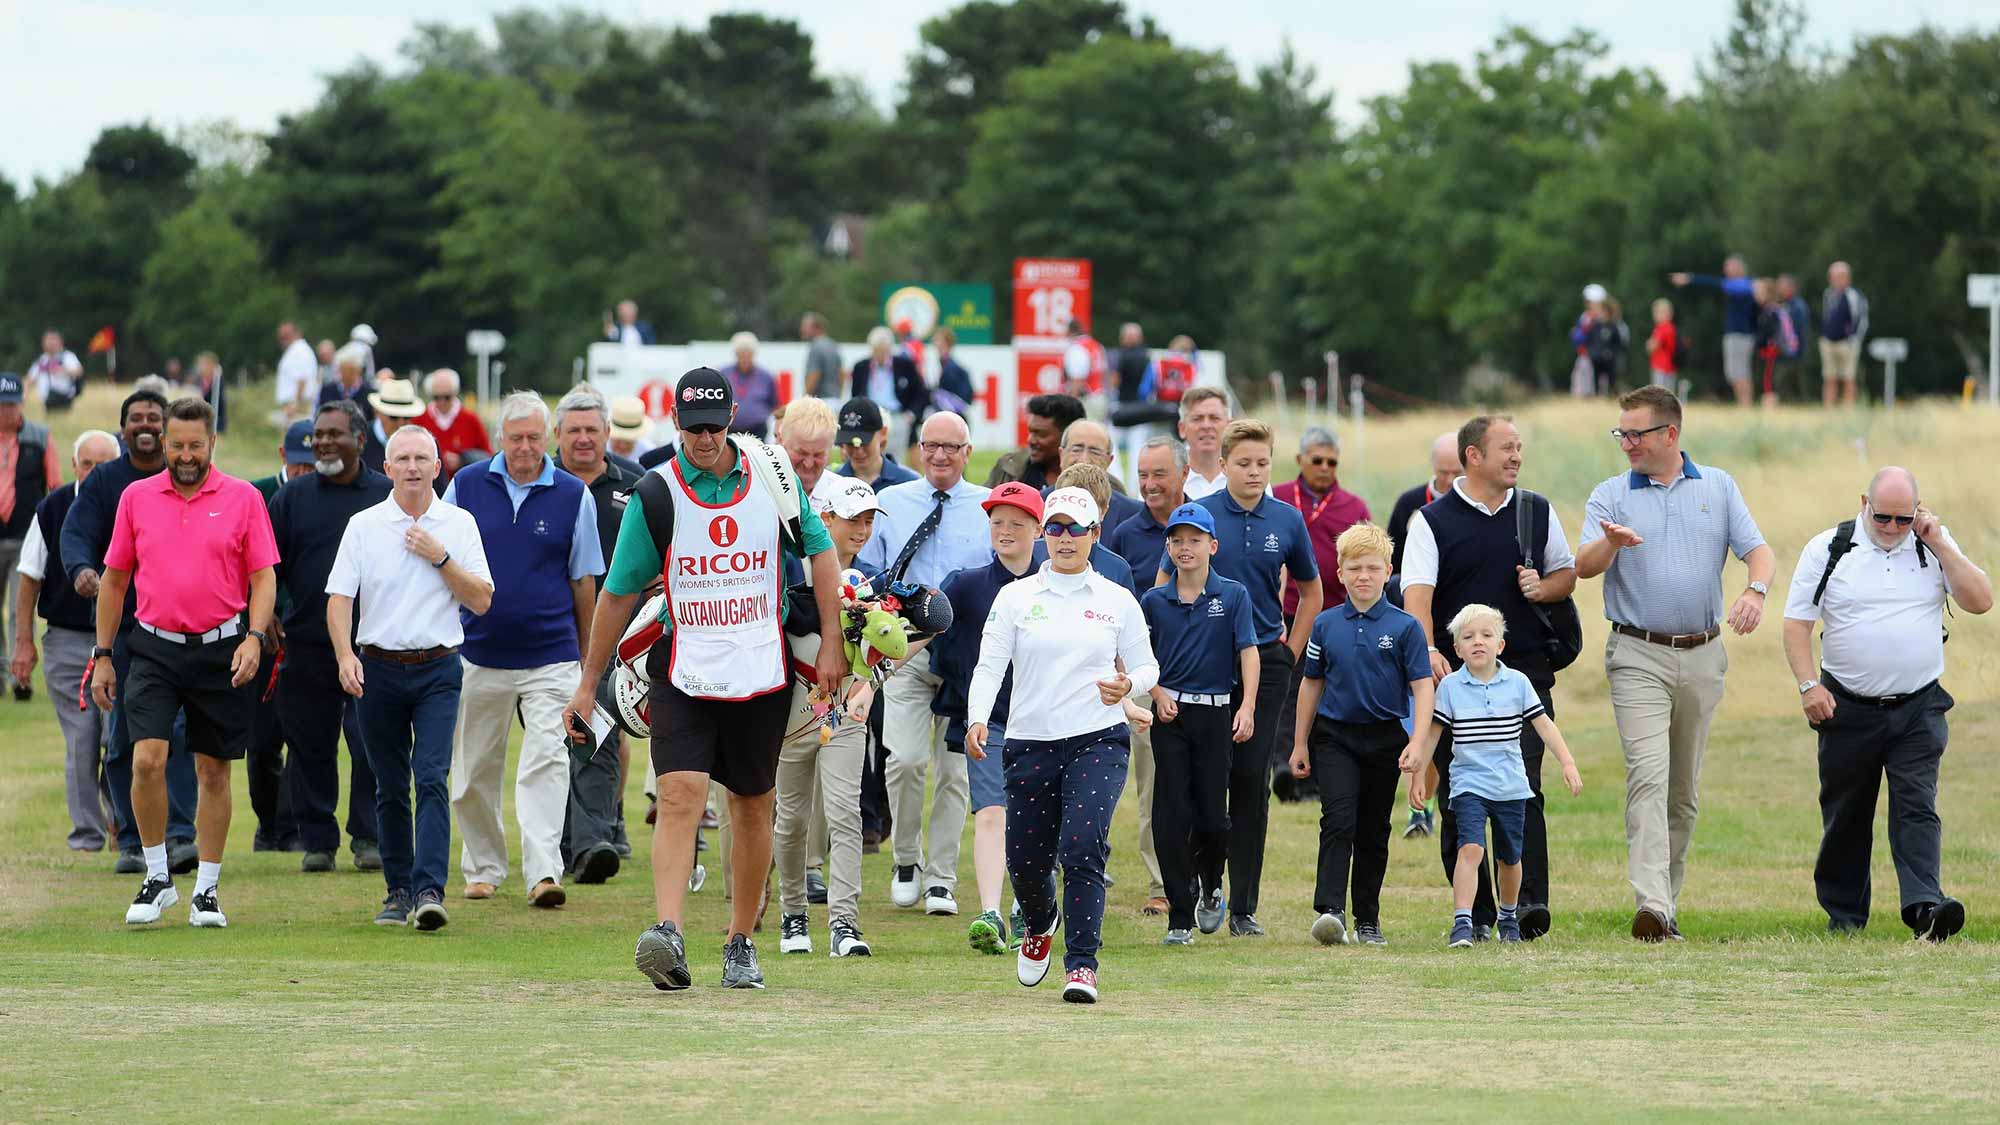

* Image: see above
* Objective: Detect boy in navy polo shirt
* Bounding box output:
[1290,523,1434,947]
[925,481,1044,954]
[1141,503,1258,945]
[1402,604,1582,946]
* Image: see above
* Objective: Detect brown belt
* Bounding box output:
[359,644,458,664]
[1613,623,1721,650]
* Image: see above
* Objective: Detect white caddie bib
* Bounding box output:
[663,457,787,700]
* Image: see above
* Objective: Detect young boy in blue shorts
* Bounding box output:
[1402,603,1582,946]
[1290,523,1435,948]
[1140,502,1259,945]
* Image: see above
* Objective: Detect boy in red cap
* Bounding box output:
[913,481,1043,953]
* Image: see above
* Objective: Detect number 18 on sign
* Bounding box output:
[1012,259,1091,344]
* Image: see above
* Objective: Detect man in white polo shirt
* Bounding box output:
[328,426,494,929]
[1782,467,1990,942]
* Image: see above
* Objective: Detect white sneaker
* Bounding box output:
[830,917,871,957]
[1311,911,1349,946]
[124,876,178,925]
[1015,907,1060,987]
[189,888,228,928]
[922,885,958,916]
[889,864,920,908]
[779,913,812,954]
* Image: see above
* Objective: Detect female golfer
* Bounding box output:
[967,487,1158,1004]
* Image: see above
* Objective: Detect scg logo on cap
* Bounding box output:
[682,385,727,402]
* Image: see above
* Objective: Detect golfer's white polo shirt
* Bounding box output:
[326,494,491,650]
[1783,517,1962,698]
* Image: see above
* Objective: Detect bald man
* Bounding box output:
[1783,467,1990,940]
[1388,433,1462,574]
[1059,419,1143,531]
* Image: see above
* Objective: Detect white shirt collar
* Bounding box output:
[1450,476,1515,517]
[1033,561,1094,594]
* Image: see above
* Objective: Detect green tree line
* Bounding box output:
[0,0,1995,399]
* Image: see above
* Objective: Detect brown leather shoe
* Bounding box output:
[463,882,497,900]
[530,879,567,908]
[1142,896,1169,916]
[1631,908,1670,942]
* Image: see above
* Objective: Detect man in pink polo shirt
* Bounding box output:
[93,398,279,928]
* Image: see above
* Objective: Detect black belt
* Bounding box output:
[1822,673,1935,709]
[359,644,459,664]
[1613,623,1721,650]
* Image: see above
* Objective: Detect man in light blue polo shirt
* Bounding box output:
[857,411,992,914]
[1577,385,1775,942]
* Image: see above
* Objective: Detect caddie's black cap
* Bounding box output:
[836,396,884,447]
[673,367,733,430]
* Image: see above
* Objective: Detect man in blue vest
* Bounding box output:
[445,391,605,908]
[11,428,120,850]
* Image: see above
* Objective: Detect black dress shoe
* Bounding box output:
[573,843,620,885]
[1518,903,1551,941]
[352,839,383,871]
[1914,898,1966,943]
[807,870,828,904]
[114,848,145,875]
[165,838,199,874]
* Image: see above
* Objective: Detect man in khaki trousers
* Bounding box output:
[1577,386,1775,942]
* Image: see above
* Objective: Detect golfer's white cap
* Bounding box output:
[1042,487,1101,528]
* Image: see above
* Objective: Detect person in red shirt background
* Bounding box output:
[413,368,491,483]
[1270,425,1369,803]
[1645,298,1679,389]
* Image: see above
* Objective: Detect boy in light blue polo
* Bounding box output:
[1402,603,1582,947]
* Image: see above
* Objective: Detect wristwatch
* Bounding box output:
[1798,679,1819,695]
[1747,580,1769,597]
[249,629,272,649]
[91,645,114,659]
[433,551,451,569]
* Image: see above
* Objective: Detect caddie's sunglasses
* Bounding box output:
[1870,511,1915,527]
[1043,521,1096,538]
[684,424,725,435]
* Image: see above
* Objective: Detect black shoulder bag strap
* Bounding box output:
[1515,488,1582,669]
[1811,521,1857,607]
[635,471,676,560]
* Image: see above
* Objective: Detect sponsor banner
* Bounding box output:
[880,282,996,344]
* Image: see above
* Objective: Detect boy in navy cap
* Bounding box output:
[1141,502,1259,944]
[1290,522,1434,947]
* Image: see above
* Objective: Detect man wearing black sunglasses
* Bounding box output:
[1782,467,1991,942]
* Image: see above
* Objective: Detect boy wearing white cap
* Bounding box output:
[773,478,883,958]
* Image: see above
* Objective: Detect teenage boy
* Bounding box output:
[926,481,1044,954]
[1289,523,1433,947]
[1402,604,1583,947]
[1141,503,1258,945]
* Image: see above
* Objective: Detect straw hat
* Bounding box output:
[368,377,425,419]
[609,395,651,442]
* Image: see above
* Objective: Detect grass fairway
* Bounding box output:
[4,388,1999,1119]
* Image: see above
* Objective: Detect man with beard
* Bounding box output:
[62,390,200,874]
[94,398,279,927]
[269,401,391,873]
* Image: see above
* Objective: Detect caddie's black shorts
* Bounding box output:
[647,678,792,797]
[125,626,256,760]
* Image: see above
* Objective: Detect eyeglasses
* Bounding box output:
[684,424,725,436]
[1870,511,1915,527]
[1063,444,1111,460]
[1306,456,1338,467]
[919,441,969,455]
[1043,521,1096,538]
[1610,424,1671,445]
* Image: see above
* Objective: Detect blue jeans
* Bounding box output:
[104,631,195,850]
[1004,724,1129,973]
[355,653,461,896]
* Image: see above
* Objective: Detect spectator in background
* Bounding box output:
[986,393,1085,491]
[245,421,318,853]
[832,398,918,490]
[933,328,975,417]
[314,339,337,388]
[801,312,844,405]
[1777,274,1812,403]
[2,372,62,697]
[776,397,841,509]
[26,330,84,411]
[1645,299,1679,390]
[1672,256,1758,406]
[1061,316,1107,405]
[1753,277,1799,406]
[722,332,779,437]
[604,300,656,347]
[361,378,426,474]
[1176,386,1231,500]
[413,368,490,482]
[191,352,228,434]
[1269,426,1370,803]
[269,401,390,875]
[850,327,923,454]
[1389,432,1462,575]
[1820,261,1870,409]
[319,344,377,425]
[12,428,120,850]
[275,321,319,423]
[1571,285,1629,397]
[606,396,656,462]
[348,325,379,382]
[1108,322,1156,477]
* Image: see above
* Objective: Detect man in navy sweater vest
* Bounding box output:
[444,392,605,908]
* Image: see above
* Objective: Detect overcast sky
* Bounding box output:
[4,0,1992,189]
